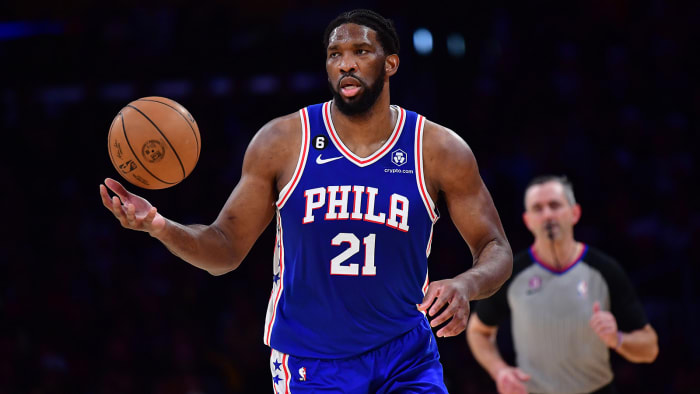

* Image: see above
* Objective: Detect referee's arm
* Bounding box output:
[467,314,530,393]
[617,324,658,363]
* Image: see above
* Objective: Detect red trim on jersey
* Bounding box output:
[415,116,437,222]
[282,354,291,393]
[277,108,310,208]
[323,101,406,166]
[426,225,434,257]
[265,215,285,345]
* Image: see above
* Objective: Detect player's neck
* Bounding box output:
[331,93,396,155]
[532,238,581,270]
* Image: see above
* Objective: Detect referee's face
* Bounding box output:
[523,181,581,241]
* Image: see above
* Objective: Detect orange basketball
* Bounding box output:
[107,97,201,189]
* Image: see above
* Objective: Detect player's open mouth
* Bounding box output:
[339,77,362,98]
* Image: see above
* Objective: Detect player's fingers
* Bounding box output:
[100,185,114,210]
[105,178,131,201]
[593,300,601,313]
[428,291,451,317]
[436,316,468,337]
[436,300,470,336]
[418,284,441,311]
[126,203,137,226]
[144,206,157,224]
[431,300,457,328]
[111,196,130,227]
[111,195,126,216]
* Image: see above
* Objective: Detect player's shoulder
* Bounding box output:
[421,119,476,170]
[242,110,304,176]
[254,111,302,145]
[422,119,471,152]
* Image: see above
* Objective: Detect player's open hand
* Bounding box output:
[590,301,619,348]
[495,366,530,394]
[417,277,471,337]
[100,178,166,235]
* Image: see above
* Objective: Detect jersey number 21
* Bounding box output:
[330,233,376,276]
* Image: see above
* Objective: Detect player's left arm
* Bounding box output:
[418,121,513,337]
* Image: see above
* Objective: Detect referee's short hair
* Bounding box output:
[525,175,577,207]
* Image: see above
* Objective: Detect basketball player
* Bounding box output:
[467,175,658,394]
[100,9,513,392]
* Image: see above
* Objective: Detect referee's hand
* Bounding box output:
[590,301,620,348]
[495,366,530,394]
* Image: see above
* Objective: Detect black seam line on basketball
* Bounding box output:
[107,114,119,172]
[126,104,186,178]
[122,107,177,185]
[136,98,200,165]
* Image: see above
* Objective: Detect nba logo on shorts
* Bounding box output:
[299,367,307,381]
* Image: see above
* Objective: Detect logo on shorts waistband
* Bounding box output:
[299,367,307,381]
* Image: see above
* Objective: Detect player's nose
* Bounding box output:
[338,54,358,74]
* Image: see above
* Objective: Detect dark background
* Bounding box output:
[1,0,698,393]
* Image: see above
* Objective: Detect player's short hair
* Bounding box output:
[323,9,400,55]
[525,175,577,207]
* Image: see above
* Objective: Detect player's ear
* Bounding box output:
[385,54,399,77]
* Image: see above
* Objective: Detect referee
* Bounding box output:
[467,175,658,394]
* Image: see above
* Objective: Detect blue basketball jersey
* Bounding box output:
[264,101,439,359]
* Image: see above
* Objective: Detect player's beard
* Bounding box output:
[329,67,386,116]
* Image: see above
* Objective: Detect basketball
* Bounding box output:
[107,96,201,189]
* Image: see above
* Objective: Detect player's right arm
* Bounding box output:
[467,314,530,394]
[100,113,301,276]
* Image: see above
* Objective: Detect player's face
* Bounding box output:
[523,181,581,241]
[326,23,388,116]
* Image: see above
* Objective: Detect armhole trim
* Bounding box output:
[276,108,310,209]
[414,115,438,223]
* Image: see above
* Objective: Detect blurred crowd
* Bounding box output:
[1,1,698,393]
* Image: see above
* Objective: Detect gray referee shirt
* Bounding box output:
[475,245,648,394]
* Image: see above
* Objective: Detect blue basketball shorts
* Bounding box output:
[269,318,447,393]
